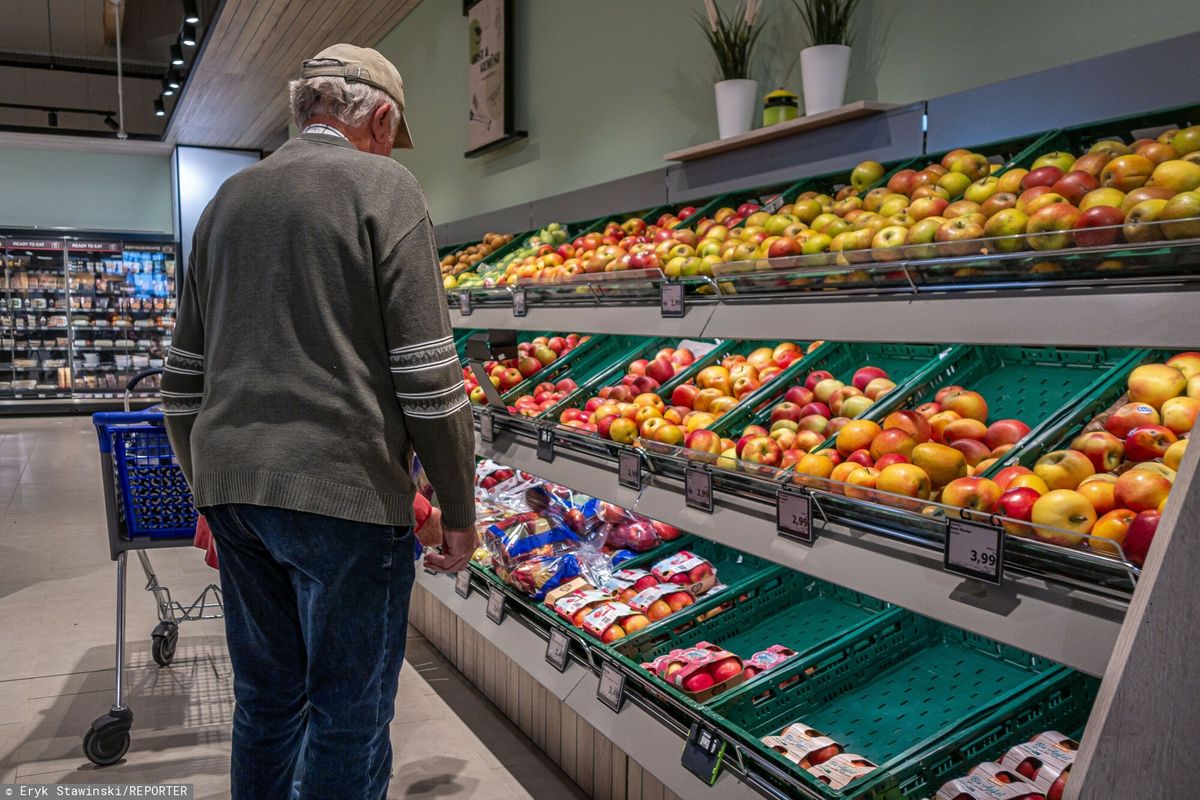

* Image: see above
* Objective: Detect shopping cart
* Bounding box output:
[82,368,223,767]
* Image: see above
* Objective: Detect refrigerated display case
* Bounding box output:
[0,232,175,411]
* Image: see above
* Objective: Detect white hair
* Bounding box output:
[288,75,398,137]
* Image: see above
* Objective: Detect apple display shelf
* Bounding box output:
[495,334,646,407]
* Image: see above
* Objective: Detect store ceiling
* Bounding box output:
[166,0,422,151]
[0,0,214,139]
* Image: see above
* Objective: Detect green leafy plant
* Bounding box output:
[698,0,765,81]
[791,0,861,47]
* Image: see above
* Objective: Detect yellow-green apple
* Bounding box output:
[1072,205,1126,247]
[1114,468,1171,512]
[1101,154,1155,191]
[1148,159,1200,192]
[1071,152,1113,177]
[1125,425,1178,462]
[1191,374,1200,398]
[1033,151,1076,172]
[984,208,1030,252]
[871,225,909,258]
[1131,462,1175,482]
[1031,489,1096,546]
[1090,139,1130,157]
[1164,438,1187,470]
[964,176,1000,204]
[653,422,685,446]
[1022,165,1065,190]
[997,486,1041,535]
[1078,477,1117,517]
[836,419,882,456]
[794,453,835,479]
[983,419,1031,450]
[1088,508,1135,555]
[829,386,864,415]
[1128,363,1187,408]
[909,196,949,221]
[883,410,932,443]
[1070,430,1124,472]
[771,427,798,449]
[851,160,885,192]
[944,200,981,219]
[949,152,991,181]
[869,428,917,461]
[912,442,968,487]
[813,378,845,404]
[1079,187,1125,210]
[906,216,945,256]
[876,463,932,500]
[937,171,972,198]
[942,418,988,441]
[839,395,875,418]
[862,187,892,212]
[878,194,910,217]
[684,411,717,433]
[934,217,985,255]
[709,396,738,415]
[993,465,1034,492]
[798,414,829,434]
[1027,202,1081,250]
[942,476,1002,512]
[1010,473,1050,495]
[928,410,963,442]
[742,436,782,467]
[1160,191,1200,239]
[1166,352,1200,379]
[1121,509,1160,567]
[996,168,1028,194]
[949,438,993,467]
[1161,395,1200,434]
[864,378,895,400]
[941,390,988,422]
[1104,402,1161,437]
[1171,125,1200,155]
[1034,449,1095,490]
[1119,185,1174,214]
[1123,198,1169,242]
[939,150,971,170]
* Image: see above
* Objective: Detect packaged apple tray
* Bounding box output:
[705,611,1097,800]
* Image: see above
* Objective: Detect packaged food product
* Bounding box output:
[762,722,844,769]
[936,762,1046,800]
[605,568,660,602]
[627,583,694,621]
[551,588,615,627]
[580,601,652,642]
[484,512,580,576]
[806,752,878,790]
[999,731,1077,800]
[743,645,798,679]
[651,550,717,595]
[655,642,745,700]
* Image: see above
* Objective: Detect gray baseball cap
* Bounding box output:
[301,43,413,149]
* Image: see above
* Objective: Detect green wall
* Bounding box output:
[0,146,172,234]
[379,0,1200,226]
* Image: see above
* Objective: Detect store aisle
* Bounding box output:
[0,416,585,799]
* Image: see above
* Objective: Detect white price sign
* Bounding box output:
[618,449,641,490]
[511,288,527,317]
[454,569,472,598]
[776,488,814,544]
[660,283,684,318]
[597,661,626,713]
[685,464,713,513]
[479,410,494,443]
[944,518,1005,585]
[486,586,507,624]
[545,627,571,672]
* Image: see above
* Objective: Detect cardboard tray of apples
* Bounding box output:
[703,609,1098,800]
[931,730,1078,800]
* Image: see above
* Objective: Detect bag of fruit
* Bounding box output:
[484,511,580,574]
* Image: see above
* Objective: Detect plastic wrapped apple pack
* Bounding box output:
[806,753,879,791]
[551,587,616,626]
[998,731,1077,800]
[935,762,1046,800]
[742,645,799,679]
[648,642,745,699]
[580,601,651,643]
[626,582,695,622]
[761,722,844,770]
[650,549,718,595]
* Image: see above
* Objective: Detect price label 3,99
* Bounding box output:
[943,518,1005,585]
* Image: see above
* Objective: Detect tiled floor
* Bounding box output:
[0,416,586,799]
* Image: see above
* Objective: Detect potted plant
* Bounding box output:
[699,0,764,139]
[792,0,860,115]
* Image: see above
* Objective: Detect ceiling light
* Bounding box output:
[182,23,197,47]
[182,0,199,24]
[103,114,120,131]
[154,98,166,117]
[170,43,184,65]
[48,111,58,127]
[167,69,182,89]
[162,78,175,97]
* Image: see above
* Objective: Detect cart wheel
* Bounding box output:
[151,621,178,667]
[83,710,132,767]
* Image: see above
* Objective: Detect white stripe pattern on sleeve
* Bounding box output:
[388,337,457,372]
[400,394,470,419]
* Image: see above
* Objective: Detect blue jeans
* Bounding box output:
[203,504,415,800]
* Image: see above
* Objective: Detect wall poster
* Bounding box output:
[464,0,526,157]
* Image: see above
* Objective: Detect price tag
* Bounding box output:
[537,426,555,462]
[545,627,571,673]
[762,194,785,214]
[776,487,814,545]
[454,569,472,599]
[681,722,727,786]
[685,464,713,513]
[459,291,473,316]
[480,410,494,443]
[944,517,1005,585]
[660,282,684,318]
[512,288,527,317]
[618,449,641,491]
[486,586,507,624]
[597,661,626,713]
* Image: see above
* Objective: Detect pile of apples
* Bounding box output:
[468,222,571,287]
[719,363,897,469]
[440,231,513,290]
[464,333,585,405]
[558,342,805,447]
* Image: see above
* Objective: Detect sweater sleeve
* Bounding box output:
[162,251,205,487]
[377,215,477,529]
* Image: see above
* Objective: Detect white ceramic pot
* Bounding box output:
[714,79,759,139]
[800,44,851,115]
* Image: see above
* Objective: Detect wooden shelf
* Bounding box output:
[664,101,899,162]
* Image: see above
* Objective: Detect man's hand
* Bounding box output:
[423,525,476,573]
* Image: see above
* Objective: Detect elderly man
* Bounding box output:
[162,45,476,799]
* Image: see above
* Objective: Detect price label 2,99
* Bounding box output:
[618,449,641,490]
[776,488,814,545]
[597,661,626,713]
[685,465,713,513]
[660,282,684,318]
[943,517,1005,585]
[512,288,527,317]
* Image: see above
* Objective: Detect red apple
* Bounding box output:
[983,419,1031,450]
[769,402,804,425]
[996,487,1041,535]
[852,366,888,391]
[800,402,831,419]
[804,370,834,391]
[1070,430,1125,473]
[741,436,783,466]
[671,384,700,408]
[1124,425,1178,462]
[1104,403,1161,439]
[1072,204,1126,247]
[784,385,814,406]
[1123,510,1160,567]
[645,357,676,385]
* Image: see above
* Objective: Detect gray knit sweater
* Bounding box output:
[162,132,476,529]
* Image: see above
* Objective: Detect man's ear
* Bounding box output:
[371,103,393,148]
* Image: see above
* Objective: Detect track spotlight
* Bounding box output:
[182,23,197,47]
[154,98,166,117]
[170,43,184,65]
[182,0,200,24]
[167,69,182,89]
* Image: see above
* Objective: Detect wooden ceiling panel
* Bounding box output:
[167,0,420,149]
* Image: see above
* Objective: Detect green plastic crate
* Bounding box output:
[709,611,1096,800]
[1037,102,1200,162]
[712,342,950,439]
[616,534,777,590]
[540,336,691,421]
[615,568,897,697]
